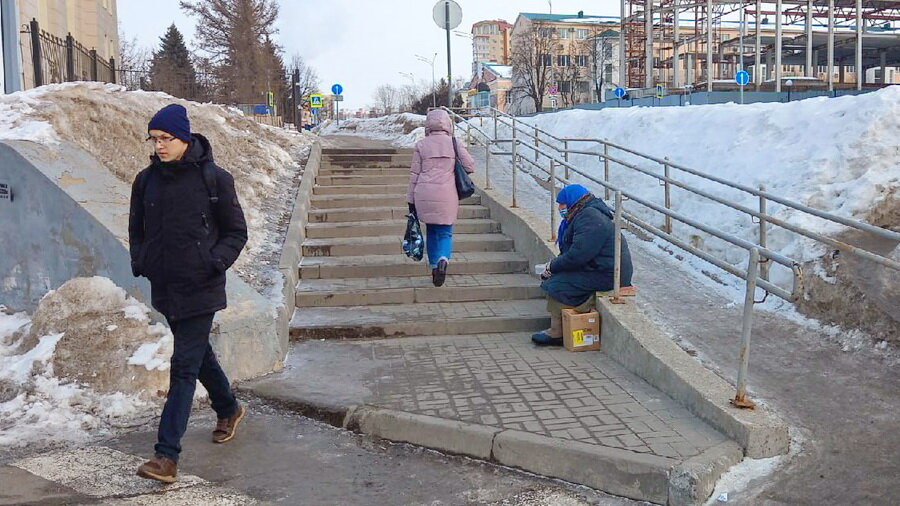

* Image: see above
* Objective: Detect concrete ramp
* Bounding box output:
[0,140,282,381]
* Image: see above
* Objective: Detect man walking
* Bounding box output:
[129,104,248,483]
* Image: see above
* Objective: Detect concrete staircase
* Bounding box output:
[292,147,549,340]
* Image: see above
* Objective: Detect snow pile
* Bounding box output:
[0,277,179,449]
[317,113,426,145]
[0,82,317,296]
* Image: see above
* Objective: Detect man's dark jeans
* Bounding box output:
[155,312,238,462]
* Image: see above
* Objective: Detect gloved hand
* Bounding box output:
[540,264,552,280]
[408,202,417,216]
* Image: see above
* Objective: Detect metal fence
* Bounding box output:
[19,19,116,87]
[446,106,900,408]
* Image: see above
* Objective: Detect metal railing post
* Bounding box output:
[758,185,770,281]
[733,247,760,409]
[493,110,498,140]
[563,139,570,178]
[512,154,519,208]
[484,140,492,190]
[664,160,672,234]
[603,143,611,201]
[466,122,472,145]
[550,159,558,241]
[534,125,540,162]
[613,191,624,302]
[65,34,75,82]
[90,49,98,81]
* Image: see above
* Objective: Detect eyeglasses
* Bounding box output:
[146,135,178,145]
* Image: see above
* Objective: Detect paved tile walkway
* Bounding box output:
[274,334,728,460]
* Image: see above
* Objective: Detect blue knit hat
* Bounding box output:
[148,104,191,142]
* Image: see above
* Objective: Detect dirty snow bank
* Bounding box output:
[316,113,425,146]
[0,82,317,298]
[0,277,187,452]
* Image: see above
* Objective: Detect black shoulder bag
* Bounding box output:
[452,137,476,200]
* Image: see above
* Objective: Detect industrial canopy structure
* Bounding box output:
[619,0,900,91]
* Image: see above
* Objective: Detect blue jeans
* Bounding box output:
[155,312,238,462]
[425,224,453,268]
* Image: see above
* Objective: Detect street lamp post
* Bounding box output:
[416,53,438,107]
[399,71,416,112]
[785,78,793,101]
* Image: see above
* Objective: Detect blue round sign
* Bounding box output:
[331,84,343,95]
[735,71,750,86]
[614,87,626,98]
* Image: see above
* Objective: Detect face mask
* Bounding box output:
[559,208,568,219]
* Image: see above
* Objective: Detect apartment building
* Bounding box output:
[472,19,513,67]
[17,0,119,89]
[509,12,621,113]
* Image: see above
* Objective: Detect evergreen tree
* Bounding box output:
[148,24,200,101]
[180,0,280,104]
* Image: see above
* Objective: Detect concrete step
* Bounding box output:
[318,168,410,177]
[301,233,514,257]
[306,218,501,239]
[313,184,408,196]
[299,251,529,279]
[308,205,490,223]
[323,158,412,169]
[311,193,481,210]
[295,273,543,307]
[322,148,409,155]
[289,299,549,340]
[316,175,409,186]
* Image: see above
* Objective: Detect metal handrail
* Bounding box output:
[446,106,899,409]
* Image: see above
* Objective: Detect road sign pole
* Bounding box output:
[445,1,452,109]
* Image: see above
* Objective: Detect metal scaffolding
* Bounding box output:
[620,0,900,92]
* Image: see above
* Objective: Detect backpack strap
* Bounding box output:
[201,163,219,205]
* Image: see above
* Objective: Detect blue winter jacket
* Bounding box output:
[541,197,633,306]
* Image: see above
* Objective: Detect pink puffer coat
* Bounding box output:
[407,109,476,225]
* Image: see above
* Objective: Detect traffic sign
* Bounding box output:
[614,87,626,99]
[310,94,323,108]
[432,0,462,29]
[266,91,275,107]
[331,84,343,95]
[656,84,665,99]
[334,94,344,102]
[735,70,750,86]
[548,85,558,95]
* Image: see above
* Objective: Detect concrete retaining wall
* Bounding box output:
[0,140,281,381]
[275,142,322,363]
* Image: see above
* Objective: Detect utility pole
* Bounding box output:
[445,1,452,109]
[1,0,22,92]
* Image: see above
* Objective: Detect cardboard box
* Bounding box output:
[562,309,601,352]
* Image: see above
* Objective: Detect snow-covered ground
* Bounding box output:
[316,113,426,146]
[0,277,184,454]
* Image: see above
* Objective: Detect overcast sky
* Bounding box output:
[118,0,620,110]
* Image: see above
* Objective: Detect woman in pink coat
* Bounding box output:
[407,109,476,287]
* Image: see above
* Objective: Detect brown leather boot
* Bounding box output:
[136,455,177,483]
[212,403,245,443]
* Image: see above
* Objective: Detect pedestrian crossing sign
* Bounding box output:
[310,94,324,108]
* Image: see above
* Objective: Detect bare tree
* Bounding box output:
[588,31,616,102]
[510,22,561,113]
[552,55,583,108]
[289,54,320,107]
[118,32,151,90]
[180,0,280,103]
[373,84,399,114]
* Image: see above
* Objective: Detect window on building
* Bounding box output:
[576,55,588,67]
[539,27,554,38]
[557,28,569,39]
[577,81,590,93]
[541,54,552,66]
[604,64,614,83]
[559,81,572,93]
[576,29,590,40]
[558,54,571,66]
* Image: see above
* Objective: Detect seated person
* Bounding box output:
[532,184,634,346]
